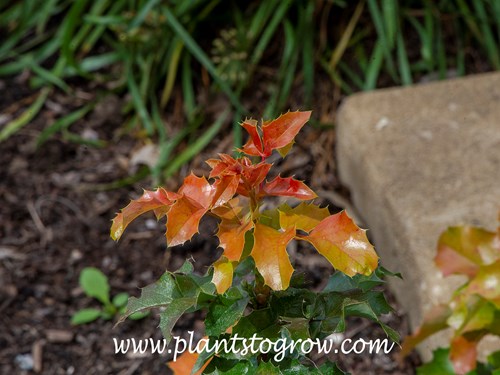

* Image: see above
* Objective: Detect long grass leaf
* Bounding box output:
[0,88,50,142]
[163,110,229,179]
[329,0,364,71]
[37,102,95,147]
[163,7,245,113]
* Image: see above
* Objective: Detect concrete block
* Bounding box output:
[336,72,500,359]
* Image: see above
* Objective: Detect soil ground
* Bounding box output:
[0,79,421,374]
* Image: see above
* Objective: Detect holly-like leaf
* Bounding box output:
[118,272,176,323]
[450,335,478,374]
[212,257,234,294]
[205,292,249,336]
[168,350,211,375]
[251,223,295,290]
[178,173,215,208]
[262,176,317,200]
[110,188,177,240]
[262,111,311,153]
[240,111,311,158]
[299,211,378,276]
[217,216,253,262]
[159,297,198,342]
[279,202,330,232]
[435,226,498,278]
[166,195,208,246]
[241,119,264,156]
[212,175,239,208]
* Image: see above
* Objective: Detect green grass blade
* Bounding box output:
[301,0,315,107]
[30,60,71,93]
[163,7,245,113]
[127,0,160,31]
[126,63,154,135]
[397,33,412,85]
[329,0,364,71]
[364,40,384,90]
[366,0,397,81]
[160,38,184,108]
[163,109,229,179]
[37,102,95,147]
[0,88,50,142]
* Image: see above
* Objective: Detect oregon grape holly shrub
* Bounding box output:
[111,111,400,374]
[401,215,500,375]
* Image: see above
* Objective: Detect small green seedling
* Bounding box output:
[71,267,149,325]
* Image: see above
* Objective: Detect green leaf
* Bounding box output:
[118,272,176,322]
[128,311,150,320]
[205,293,249,337]
[71,308,102,325]
[159,297,197,342]
[416,348,456,375]
[79,267,110,305]
[257,361,282,374]
[204,358,256,374]
[112,292,129,308]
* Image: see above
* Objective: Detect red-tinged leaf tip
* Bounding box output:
[211,175,239,208]
[262,176,317,200]
[217,216,253,261]
[167,349,211,375]
[450,336,478,375]
[178,173,215,209]
[166,196,207,247]
[110,188,176,241]
[251,223,295,290]
[212,257,233,294]
[435,226,497,279]
[300,211,378,276]
[262,111,311,153]
[278,202,330,233]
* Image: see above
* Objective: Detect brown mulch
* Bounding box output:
[0,81,420,374]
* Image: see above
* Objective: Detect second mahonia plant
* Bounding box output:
[111,111,378,293]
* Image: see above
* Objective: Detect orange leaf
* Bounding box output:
[110,188,177,240]
[279,202,330,233]
[239,111,311,157]
[167,348,211,375]
[262,111,311,154]
[212,175,239,208]
[262,176,317,200]
[299,211,378,276]
[178,173,215,209]
[450,336,478,375]
[251,223,295,290]
[211,197,246,220]
[217,216,253,261]
[166,196,207,247]
[242,162,272,186]
[212,256,234,294]
[435,226,497,278]
[240,119,263,155]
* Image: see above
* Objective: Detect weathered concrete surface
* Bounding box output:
[337,72,500,359]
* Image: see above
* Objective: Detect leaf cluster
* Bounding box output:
[71,267,148,325]
[111,111,378,294]
[401,216,500,374]
[120,258,399,373]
